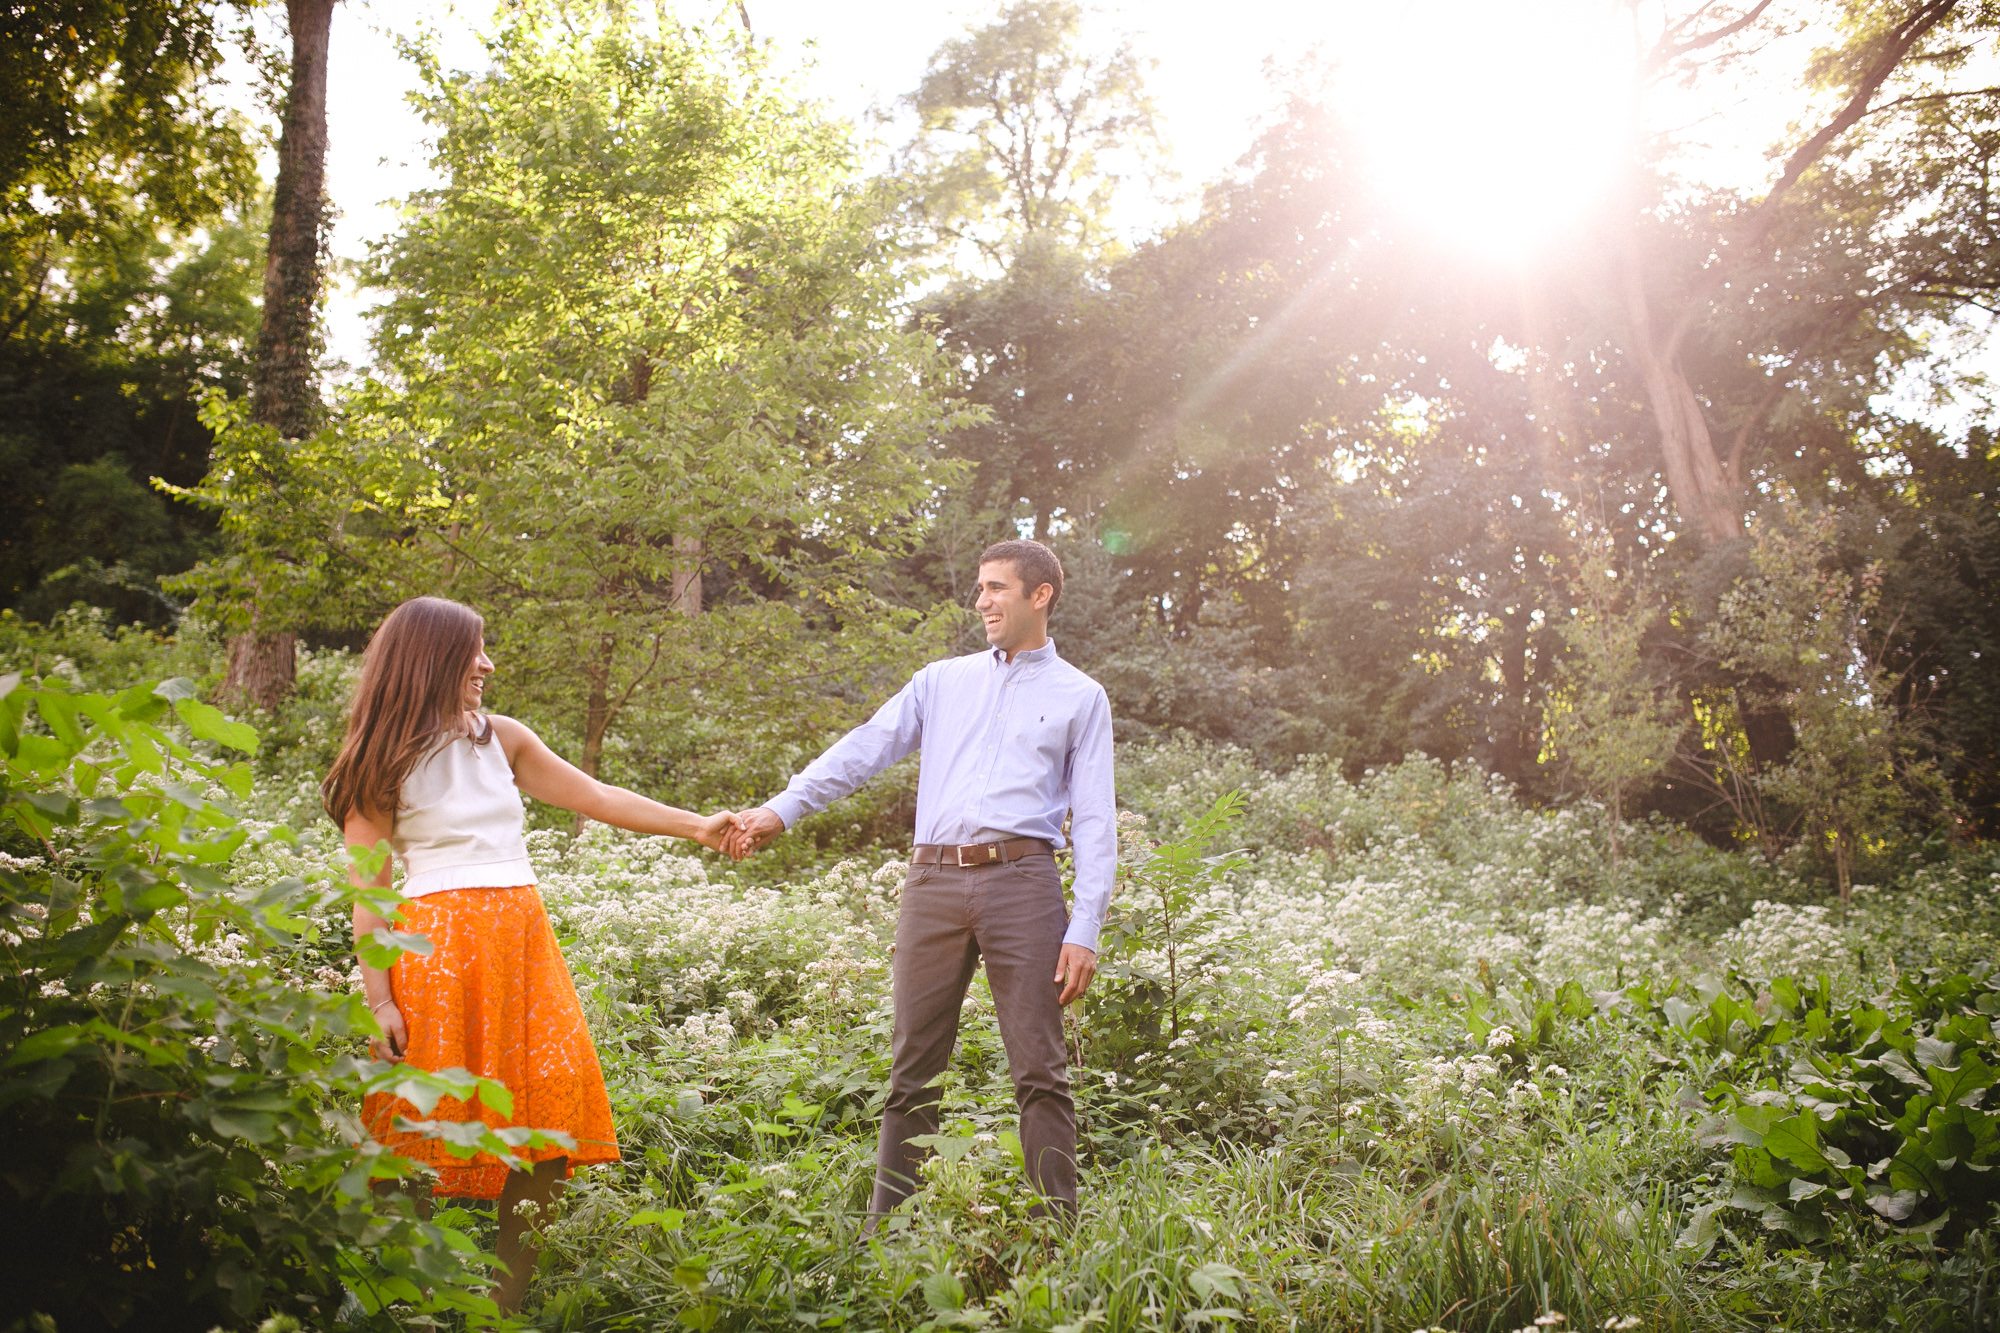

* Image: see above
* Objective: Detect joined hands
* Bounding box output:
[722,807,784,860]
[689,808,782,860]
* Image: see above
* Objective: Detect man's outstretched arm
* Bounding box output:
[727,671,928,857]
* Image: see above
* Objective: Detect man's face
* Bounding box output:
[974,560,1051,655]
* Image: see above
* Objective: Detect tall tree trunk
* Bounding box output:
[1615,0,1959,551]
[1491,603,1532,784]
[222,0,335,711]
[671,534,703,616]
[1620,260,1741,547]
[579,636,615,782]
[574,635,615,834]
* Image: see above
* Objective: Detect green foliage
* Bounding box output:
[1673,968,2000,1245]
[1699,505,1957,896]
[171,2,974,798]
[1,201,263,623]
[1544,522,1681,861]
[0,4,268,625]
[1092,791,1247,1047]
[1,0,262,324]
[0,672,565,1330]
[899,0,1161,265]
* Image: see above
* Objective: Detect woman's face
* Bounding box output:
[462,637,495,711]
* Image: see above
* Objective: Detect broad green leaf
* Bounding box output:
[4,1025,87,1067]
[922,1271,966,1313]
[1761,1114,1834,1174]
[1927,1052,1995,1107]
[33,691,85,749]
[626,1208,687,1229]
[360,927,434,970]
[12,733,74,777]
[173,698,259,755]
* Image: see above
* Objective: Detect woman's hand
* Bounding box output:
[693,810,739,855]
[371,1001,409,1063]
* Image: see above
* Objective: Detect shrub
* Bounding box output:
[0,673,555,1330]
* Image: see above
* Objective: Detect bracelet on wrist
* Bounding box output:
[370,997,397,1014]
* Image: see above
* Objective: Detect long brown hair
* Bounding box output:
[322,596,489,828]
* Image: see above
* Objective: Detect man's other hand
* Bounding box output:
[726,806,785,860]
[1054,943,1097,1006]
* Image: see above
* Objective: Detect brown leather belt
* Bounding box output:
[911,837,1053,867]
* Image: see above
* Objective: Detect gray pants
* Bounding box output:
[872,853,1077,1215]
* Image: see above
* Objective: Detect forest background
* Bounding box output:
[5,0,1998,872]
[5,0,2000,1329]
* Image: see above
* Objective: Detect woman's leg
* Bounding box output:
[494,1157,567,1313]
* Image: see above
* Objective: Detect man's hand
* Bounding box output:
[725,806,785,860]
[1054,943,1097,1006]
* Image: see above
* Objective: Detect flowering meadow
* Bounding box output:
[7,621,2000,1330]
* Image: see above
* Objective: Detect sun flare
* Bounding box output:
[1324,1,1635,258]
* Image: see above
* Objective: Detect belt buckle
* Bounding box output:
[956,842,994,867]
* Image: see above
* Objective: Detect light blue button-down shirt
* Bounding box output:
[765,639,1118,952]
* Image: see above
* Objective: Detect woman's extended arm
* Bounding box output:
[488,715,736,849]
[345,809,409,1062]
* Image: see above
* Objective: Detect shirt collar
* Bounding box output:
[991,638,1058,668]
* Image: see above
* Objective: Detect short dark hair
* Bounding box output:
[980,539,1064,611]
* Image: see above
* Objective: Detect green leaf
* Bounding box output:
[18,788,79,827]
[12,733,74,777]
[1761,1113,1834,1174]
[473,1075,515,1119]
[1677,1202,1723,1256]
[152,677,199,702]
[113,682,168,722]
[360,926,433,970]
[1188,1261,1244,1302]
[1927,1052,1996,1107]
[208,1108,280,1143]
[626,1208,687,1229]
[907,1131,976,1163]
[4,1025,88,1067]
[173,698,259,754]
[34,691,85,750]
[922,1271,966,1312]
[1867,1188,1920,1221]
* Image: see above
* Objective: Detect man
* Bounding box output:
[727,539,1115,1217]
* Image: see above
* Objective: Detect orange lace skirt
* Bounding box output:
[361,884,619,1199]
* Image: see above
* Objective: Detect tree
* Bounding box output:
[899,0,1160,265]
[1543,521,1682,866]
[219,0,335,711]
[1,0,259,345]
[1609,1,1971,546]
[0,204,262,623]
[0,2,264,625]
[898,0,1162,546]
[177,3,970,800]
[1696,504,1954,900]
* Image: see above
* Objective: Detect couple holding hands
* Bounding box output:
[324,539,1115,1309]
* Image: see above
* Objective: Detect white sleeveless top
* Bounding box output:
[390,722,535,898]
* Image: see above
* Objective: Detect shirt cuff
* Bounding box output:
[765,791,810,830]
[1060,919,1100,953]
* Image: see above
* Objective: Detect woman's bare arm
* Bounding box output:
[345,810,407,1061]
[488,715,735,849]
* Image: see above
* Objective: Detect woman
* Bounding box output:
[322,596,735,1312]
